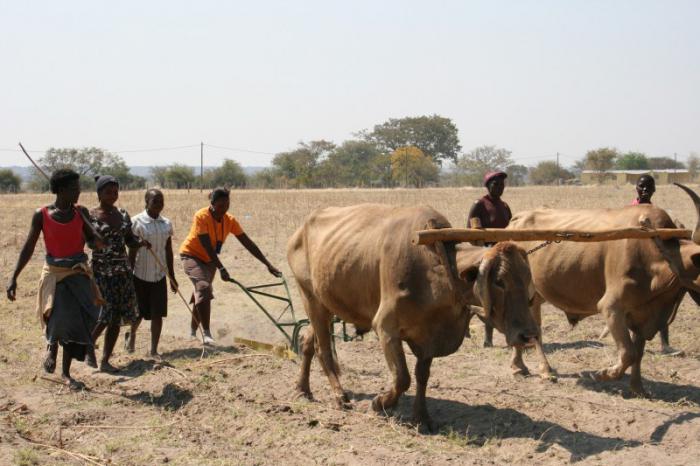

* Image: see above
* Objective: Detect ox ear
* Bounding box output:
[474,255,496,321]
[459,265,480,284]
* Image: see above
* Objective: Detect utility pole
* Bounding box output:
[556,152,560,186]
[200,142,204,192]
[405,148,409,188]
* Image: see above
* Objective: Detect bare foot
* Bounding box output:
[42,351,56,374]
[85,349,97,368]
[99,361,120,373]
[660,346,684,357]
[124,331,135,354]
[62,375,84,391]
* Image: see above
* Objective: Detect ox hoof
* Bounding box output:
[629,383,648,399]
[371,395,395,414]
[334,393,352,410]
[483,341,493,348]
[294,389,313,402]
[415,416,436,434]
[511,367,530,378]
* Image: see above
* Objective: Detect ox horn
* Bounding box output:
[475,253,496,321]
[674,183,700,244]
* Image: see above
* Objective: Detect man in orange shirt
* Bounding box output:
[180,187,281,344]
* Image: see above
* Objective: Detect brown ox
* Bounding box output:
[507,184,700,395]
[287,204,538,427]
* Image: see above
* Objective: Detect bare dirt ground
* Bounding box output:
[1,186,700,465]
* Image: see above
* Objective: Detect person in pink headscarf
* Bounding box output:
[467,170,512,347]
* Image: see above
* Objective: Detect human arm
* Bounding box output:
[165,237,178,292]
[235,233,281,277]
[467,201,484,228]
[78,206,106,250]
[123,211,150,249]
[197,233,229,281]
[6,210,42,300]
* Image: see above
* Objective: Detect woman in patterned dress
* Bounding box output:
[87,175,148,372]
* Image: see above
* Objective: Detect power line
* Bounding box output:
[203,143,276,155]
[113,144,200,153]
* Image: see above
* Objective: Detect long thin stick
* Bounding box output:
[18,142,49,179]
[18,141,96,228]
[144,247,207,349]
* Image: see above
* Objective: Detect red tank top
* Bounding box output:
[41,206,85,258]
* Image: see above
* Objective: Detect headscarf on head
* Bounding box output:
[483,171,507,187]
[95,175,119,192]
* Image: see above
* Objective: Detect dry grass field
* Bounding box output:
[1,185,700,465]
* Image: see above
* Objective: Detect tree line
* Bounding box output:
[2,115,696,192]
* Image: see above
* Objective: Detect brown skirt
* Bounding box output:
[134,276,167,319]
[181,255,217,305]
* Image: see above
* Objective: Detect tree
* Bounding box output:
[688,152,700,181]
[369,153,393,187]
[528,161,574,185]
[28,147,143,191]
[272,140,335,188]
[615,152,649,170]
[163,164,195,188]
[648,156,685,170]
[0,169,21,192]
[451,145,514,186]
[316,140,382,187]
[205,159,247,188]
[362,115,461,165]
[150,166,168,186]
[505,165,528,187]
[584,147,618,183]
[390,146,439,187]
[249,168,281,189]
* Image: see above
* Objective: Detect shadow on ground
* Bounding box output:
[353,392,641,462]
[125,383,193,411]
[575,372,700,406]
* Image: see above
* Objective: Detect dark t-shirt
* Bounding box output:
[470,195,512,229]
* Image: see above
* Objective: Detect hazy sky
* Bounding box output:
[1,1,698,168]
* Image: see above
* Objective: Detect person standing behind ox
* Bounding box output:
[6,169,104,390]
[179,187,281,344]
[127,189,178,358]
[626,174,679,354]
[467,171,512,347]
[631,174,655,205]
[88,175,149,372]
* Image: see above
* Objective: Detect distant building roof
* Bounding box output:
[581,169,688,174]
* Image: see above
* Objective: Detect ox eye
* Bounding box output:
[495,278,505,288]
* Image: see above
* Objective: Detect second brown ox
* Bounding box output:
[287,204,538,427]
[507,183,700,395]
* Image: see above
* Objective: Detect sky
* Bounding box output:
[1,0,698,169]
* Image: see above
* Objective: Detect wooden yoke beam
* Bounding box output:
[412,227,692,245]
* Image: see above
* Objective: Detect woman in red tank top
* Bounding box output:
[6,169,104,390]
[41,205,86,258]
